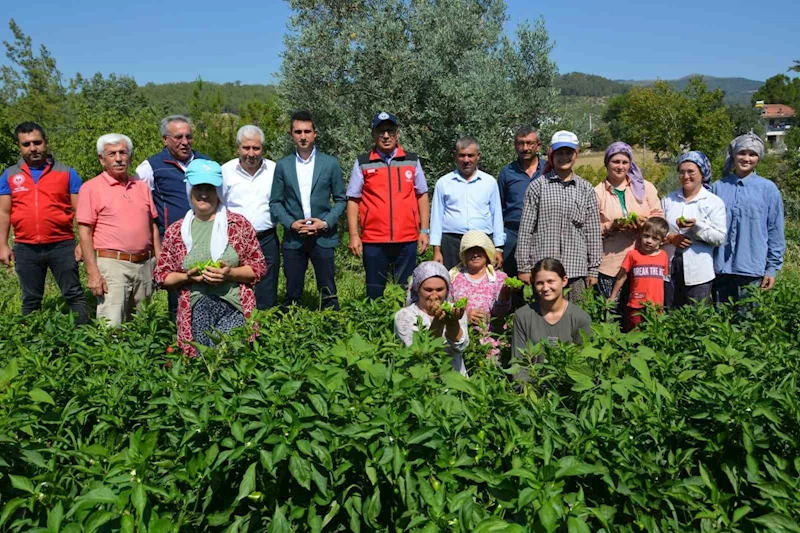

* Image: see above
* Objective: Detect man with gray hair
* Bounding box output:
[430,137,505,269]
[78,134,161,325]
[221,125,279,309]
[136,115,209,319]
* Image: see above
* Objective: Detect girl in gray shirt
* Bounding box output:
[512,258,592,365]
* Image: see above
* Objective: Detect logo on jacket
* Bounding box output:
[10,174,28,193]
[404,170,413,181]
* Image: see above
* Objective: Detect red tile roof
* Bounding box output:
[761,104,796,118]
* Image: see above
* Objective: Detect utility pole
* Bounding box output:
[642,137,647,169]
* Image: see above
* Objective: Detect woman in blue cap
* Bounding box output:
[153,160,266,355]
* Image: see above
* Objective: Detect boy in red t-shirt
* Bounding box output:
[610,217,670,332]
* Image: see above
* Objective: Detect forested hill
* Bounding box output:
[140,81,278,115]
[137,73,763,113]
[555,72,630,96]
[618,75,764,104]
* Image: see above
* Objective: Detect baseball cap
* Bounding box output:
[185,160,223,187]
[550,130,579,151]
[371,111,399,129]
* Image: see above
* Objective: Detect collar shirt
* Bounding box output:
[295,148,316,219]
[711,173,785,277]
[498,158,545,223]
[429,169,505,247]
[220,158,276,232]
[346,146,428,198]
[515,171,602,279]
[135,153,195,190]
[76,172,157,254]
[662,187,727,286]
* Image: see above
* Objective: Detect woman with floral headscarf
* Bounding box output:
[662,152,727,308]
[394,261,469,376]
[594,142,663,301]
[710,133,785,303]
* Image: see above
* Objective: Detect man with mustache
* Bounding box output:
[136,115,210,319]
[346,112,431,299]
[221,125,279,310]
[497,126,545,307]
[270,111,346,311]
[0,122,89,323]
[78,134,161,325]
[430,137,505,270]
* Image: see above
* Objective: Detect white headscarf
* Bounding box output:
[181,184,229,261]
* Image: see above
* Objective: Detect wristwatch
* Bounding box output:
[420,228,430,234]
[321,221,329,231]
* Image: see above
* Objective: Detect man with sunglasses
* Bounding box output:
[0,122,89,323]
[346,112,430,299]
[136,115,210,319]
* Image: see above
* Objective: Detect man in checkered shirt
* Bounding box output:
[515,131,602,302]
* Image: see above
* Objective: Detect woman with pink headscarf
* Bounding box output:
[594,142,663,301]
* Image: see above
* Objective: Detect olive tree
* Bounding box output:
[279,0,559,180]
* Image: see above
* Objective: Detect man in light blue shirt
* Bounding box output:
[712,133,785,303]
[430,137,505,269]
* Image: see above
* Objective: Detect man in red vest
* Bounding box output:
[346,112,431,299]
[0,122,89,323]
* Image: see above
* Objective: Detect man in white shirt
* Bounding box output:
[270,111,346,310]
[221,125,279,309]
[430,137,505,269]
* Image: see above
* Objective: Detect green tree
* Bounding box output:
[603,92,638,145]
[611,77,733,160]
[751,74,800,109]
[681,77,733,158]
[726,104,764,137]
[187,77,240,163]
[239,96,288,159]
[279,0,559,179]
[622,81,689,157]
[0,19,66,127]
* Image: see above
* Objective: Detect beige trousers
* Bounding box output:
[96,257,155,326]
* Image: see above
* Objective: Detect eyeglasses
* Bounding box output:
[678,170,699,177]
[165,134,193,141]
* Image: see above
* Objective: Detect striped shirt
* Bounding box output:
[515,171,603,279]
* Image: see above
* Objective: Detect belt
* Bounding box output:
[96,249,154,264]
[504,221,520,230]
[256,228,276,238]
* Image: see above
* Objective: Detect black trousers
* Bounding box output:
[254,229,281,310]
[282,238,339,311]
[14,240,89,324]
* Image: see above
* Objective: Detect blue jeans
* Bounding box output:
[363,242,417,299]
[14,240,88,324]
[254,230,280,310]
[283,238,338,311]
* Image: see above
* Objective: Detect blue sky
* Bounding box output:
[2,0,797,85]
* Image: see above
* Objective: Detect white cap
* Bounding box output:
[550,130,579,151]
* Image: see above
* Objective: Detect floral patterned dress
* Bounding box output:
[153,212,267,356]
[449,268,512,357]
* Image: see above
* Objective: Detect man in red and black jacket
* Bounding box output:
[346,112,430,299]
[0,122,89,323]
